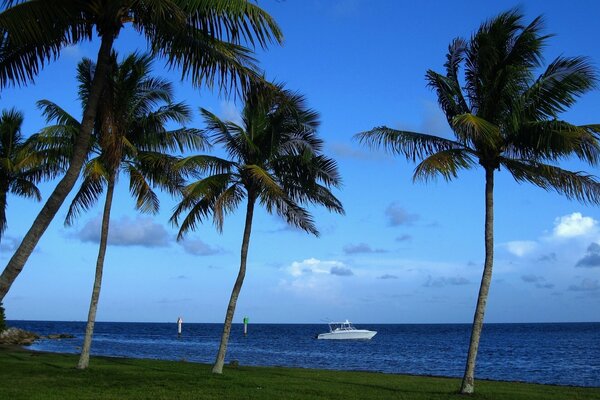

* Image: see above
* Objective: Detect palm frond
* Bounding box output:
[176,154,234,177]
[127,166,160,214]
[9,177,40,200]
[246,164,284,197]
[519,56,597,120]
[0,1,92,87]
[507,120,600,165]
[212,183,244,232]
[64,169,106,226]
[170,173,234,237]
[501,158,600,204]
[413,148,477,182]
[451,113,501,149]
[356,127,464,162]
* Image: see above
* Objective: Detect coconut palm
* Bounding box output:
[39,52,207,369]
[357,9,600,394]
[171,81,344,374]
[0,0,283,301]
[0,108,58,241]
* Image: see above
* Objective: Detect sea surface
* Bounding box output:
[8,321,600,387]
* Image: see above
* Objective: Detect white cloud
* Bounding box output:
[553,213,597,238]
[505,240,537,257]
[75,216,170,247]
[287,258,345,277]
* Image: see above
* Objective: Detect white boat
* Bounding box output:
[317,320,377,340]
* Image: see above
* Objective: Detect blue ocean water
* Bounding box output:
[8,321,600,387]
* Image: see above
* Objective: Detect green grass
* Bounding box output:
[1,347,598,399]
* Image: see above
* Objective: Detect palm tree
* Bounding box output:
[357,10,600,394]
[0,108,57,241]
[0,0,283,301]
[39,52,207,369]
[171,81,344,374]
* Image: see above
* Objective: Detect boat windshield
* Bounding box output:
[328,320,356,332]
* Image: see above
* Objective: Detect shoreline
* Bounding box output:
[8,344,600,390]
[1,346,599,400]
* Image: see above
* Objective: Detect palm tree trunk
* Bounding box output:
[0,34,115,301]
[0,186,7,243]
[212,194,256,374]
[77,173,116,370]
[460,167,494,394]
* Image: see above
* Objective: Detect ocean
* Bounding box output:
[8,321,600,387]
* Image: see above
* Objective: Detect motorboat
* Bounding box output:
[316,320,377,340]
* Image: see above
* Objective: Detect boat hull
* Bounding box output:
[317,330,377,340]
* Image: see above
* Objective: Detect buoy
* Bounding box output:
[177,316,183,337]
[243,316,249,335]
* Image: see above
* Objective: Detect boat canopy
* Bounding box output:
[328,320,355,332]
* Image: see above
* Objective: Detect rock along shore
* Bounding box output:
[0,328,74,346]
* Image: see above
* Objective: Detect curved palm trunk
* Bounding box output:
[77,174,116,370]
[0,35,115,301]
[0,185,7,242]
[212,194,256,374]
[460,167,494,394]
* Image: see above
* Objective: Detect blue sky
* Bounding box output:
[2,0,600,323]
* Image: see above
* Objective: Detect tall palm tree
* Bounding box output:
[0,0,283,301]
[357,10,600,394]
[171,81,344,374]
[39,52,206,369]
[0,108,57,241]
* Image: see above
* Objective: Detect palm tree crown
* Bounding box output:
[38,52,206,223]
[360,10,600,197]
[172,81,344,236]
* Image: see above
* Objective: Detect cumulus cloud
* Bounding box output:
[396,234,412,242]
[385,202,419,226]
[179,238,222,256]
[287,258,344,277]
[575,243,600,268]
[279,258,352,301]
[423,275,470,288]
[505,241,537,257]
[553,213,597,238]
[343,243,386,254]
[378,274,398,280]
[521,274,554,289]
[75,216,170,247]
[568,278,599,292]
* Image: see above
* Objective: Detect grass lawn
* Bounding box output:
[1,346,598,399]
